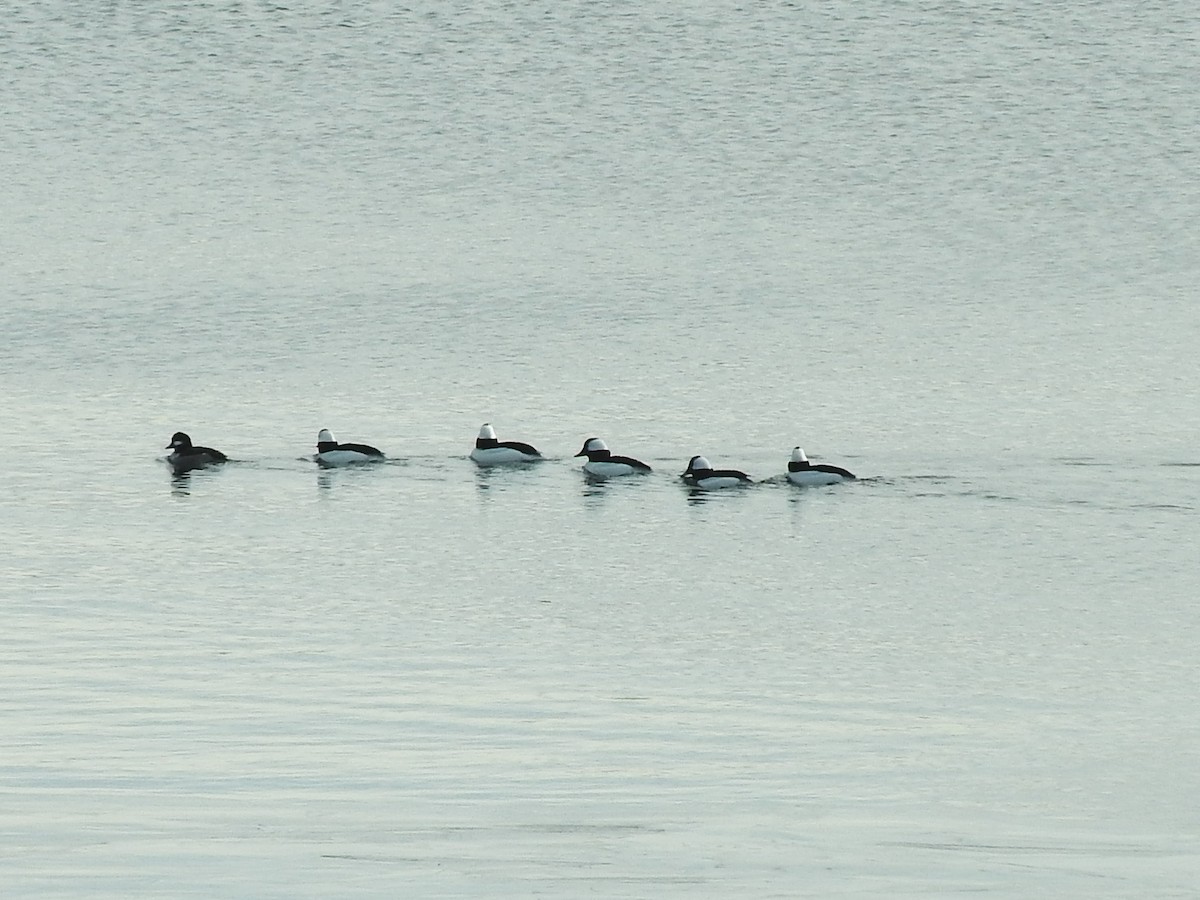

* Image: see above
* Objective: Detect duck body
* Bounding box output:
[315,428,384,467]
[469,423,541,465]
[786,447,855,486]
[574,437,651,477]
[166,431,228,473]
[681,455,752,489]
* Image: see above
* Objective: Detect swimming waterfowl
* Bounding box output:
[315,428,385,467]
[469,423,541,465]
[574,437,652,477]
[681,455,752,489]
[786,447,855,486]
[166,432,228,473]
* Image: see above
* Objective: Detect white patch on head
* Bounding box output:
[318,429,335,444]
[791,447,808,462]
[692,456,711,471]
[586,438,608,452]
[478,423,497,440]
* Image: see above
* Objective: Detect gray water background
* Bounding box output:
[3,1,1199,896]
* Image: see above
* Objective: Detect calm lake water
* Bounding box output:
[4,1,1200,896]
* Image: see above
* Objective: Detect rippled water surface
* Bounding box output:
[4,1,1200,896]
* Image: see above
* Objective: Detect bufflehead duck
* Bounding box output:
[786,447,856,486]
[469,423,542,465]
[681,455,752,489]
[315,428,385,468]
[574,437,652,477]
[166,432,228,473]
